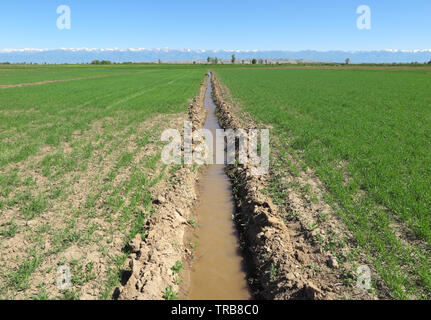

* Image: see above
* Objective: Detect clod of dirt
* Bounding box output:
[327,256,339,269]
[304,283,322,300]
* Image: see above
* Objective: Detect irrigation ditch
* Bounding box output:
[116,71,376,300]
[186,72,251,300]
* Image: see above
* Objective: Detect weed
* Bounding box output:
[187,217,197,227]
[164,285,179,300]
[1,221,18,237]
[171,261,184,274]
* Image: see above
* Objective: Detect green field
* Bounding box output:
[1,64,430,300]
[0,64,204,299]
[0,64,204,86]
[214,67,431,299]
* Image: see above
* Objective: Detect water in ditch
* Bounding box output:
[187,73,251,300]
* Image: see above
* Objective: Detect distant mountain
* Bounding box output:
[1,48,431,64]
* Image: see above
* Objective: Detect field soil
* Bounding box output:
[0,66,206,300]
[0,113,181,299]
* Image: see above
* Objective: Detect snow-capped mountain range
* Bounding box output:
[1,48,431,64]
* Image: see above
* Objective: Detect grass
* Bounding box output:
[0,221,17,237]
[164,285,179,300]
[215,67,431,299]
[6,248,41,292]
[0,66,204,168]
[32,285,50,300]
[0,64,206,299]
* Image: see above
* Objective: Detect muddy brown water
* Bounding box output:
[187,73,251,300]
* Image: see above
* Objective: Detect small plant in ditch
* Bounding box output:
[187,217,196,227]
[171,261,184,274]
[267,263,280,283]
[164,285,179,300]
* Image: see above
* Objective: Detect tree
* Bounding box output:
[91,60,100,65]
[251,58,257,65]
[345,58,351,65]
[207,57,211,63]
[231,54,236,64]
[214,57,218,64]
[428,60,431,65]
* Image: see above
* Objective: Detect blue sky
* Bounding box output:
[0,0,430,51]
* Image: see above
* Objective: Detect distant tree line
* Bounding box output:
[203,57,431,66]
[205,56,268,65]
[207,57,219,64]
[90,60,112,65]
